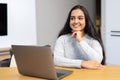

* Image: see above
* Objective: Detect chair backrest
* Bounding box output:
[10,55,17,67]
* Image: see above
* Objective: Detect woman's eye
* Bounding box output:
[70,17,74,20]
[78,17,83,20]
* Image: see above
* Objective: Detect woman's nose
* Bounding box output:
[74,19,79,23]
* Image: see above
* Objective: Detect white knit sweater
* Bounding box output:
[54,34,103,68]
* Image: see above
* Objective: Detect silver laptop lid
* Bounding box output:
[12,45,58,80]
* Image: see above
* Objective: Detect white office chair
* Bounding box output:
[10,55,17,67]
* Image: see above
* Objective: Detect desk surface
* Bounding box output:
[0,65,120,80]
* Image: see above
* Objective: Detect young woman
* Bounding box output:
[54,5,105,69]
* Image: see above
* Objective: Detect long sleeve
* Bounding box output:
[79,39,103,63]
[54,36,82,68]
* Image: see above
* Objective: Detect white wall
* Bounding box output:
[36,0,96,49]
[0,0,95,49]
[0,0,37,48]
[102,0,120,65]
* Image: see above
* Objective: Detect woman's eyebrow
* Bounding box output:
[78,15,84,17]
[70,16,75,17]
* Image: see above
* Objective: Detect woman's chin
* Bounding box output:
[72,29,81,31]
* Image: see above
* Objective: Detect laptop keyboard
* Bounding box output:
[57,72,65,77]
[55,69,73,79]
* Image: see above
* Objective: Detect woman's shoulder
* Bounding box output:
[84,34,99,43]
[58,34,71,39]
[85,34,94,40]
[85,34,100,46]
[56,34,71,42]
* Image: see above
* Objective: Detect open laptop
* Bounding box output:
[12,45,73,80]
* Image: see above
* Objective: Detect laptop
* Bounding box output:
[12,45,73,80]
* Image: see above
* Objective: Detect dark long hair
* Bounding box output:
[58,5,105,65]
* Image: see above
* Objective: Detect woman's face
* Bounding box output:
[70,9,86,31]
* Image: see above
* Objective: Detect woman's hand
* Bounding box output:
[71,30,84,42]
[81,60,104,69]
